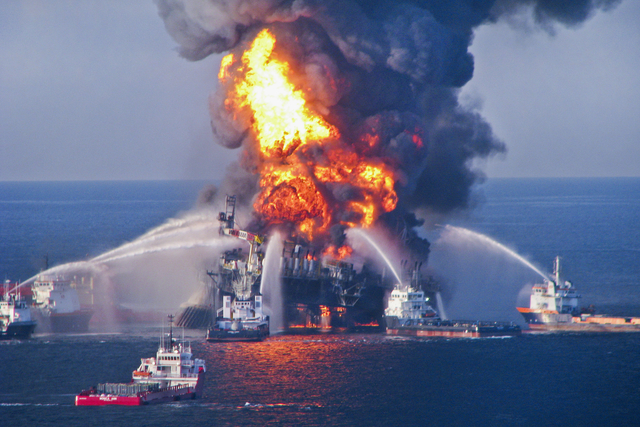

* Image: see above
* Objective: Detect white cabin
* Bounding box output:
[32,276,82,314]
[0,292,34,329]
[216,295,267,331]
[132,339,205,388]
[385,286,438,320]
[529,257,580,315]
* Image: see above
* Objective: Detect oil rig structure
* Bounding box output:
[176,195,438,334]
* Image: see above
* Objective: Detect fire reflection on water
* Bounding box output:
[200,335,382,409]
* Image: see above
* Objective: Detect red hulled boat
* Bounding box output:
[75,316,206,406]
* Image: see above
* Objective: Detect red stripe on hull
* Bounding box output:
[75,379,202,406]
[76,395,142,406]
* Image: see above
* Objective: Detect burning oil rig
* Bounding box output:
[176,195,438,335]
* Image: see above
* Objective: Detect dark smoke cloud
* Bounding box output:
[491,0,622,28]
[155,0,621,258]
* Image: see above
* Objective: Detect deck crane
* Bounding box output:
[204,195,269,341]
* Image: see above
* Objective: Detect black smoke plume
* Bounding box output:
[155,0,621,260]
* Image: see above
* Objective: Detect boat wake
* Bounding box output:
[238,402,324,410]
[0,402,60,407]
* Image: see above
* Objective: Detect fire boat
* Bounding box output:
[75,315,206,405]
[1,280,37,340]
[31,275,93,333]
[517,257,640,332]
[385,263,521,338]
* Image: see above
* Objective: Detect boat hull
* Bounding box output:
[526,323,640,332]
[206,328,268,342]
[386,326,521,338]
[0,320,37,340]
[75,386,198,406]
[34,309,94,333]
[385,317,521,338]
[517,307,640,332]
[50,309,94,333]
[76,372,205,406]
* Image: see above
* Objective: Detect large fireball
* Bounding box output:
[220,28,398,252]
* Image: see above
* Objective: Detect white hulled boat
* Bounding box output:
[385,267,520,338]
[32,275,93,332]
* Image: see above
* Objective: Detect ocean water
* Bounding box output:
[0,181,207,281]
[1,178,640,426]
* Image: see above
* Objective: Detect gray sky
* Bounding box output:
[1,1,638,181]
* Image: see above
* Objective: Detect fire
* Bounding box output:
[320,305,331,317]
[323,245,353,260]
[229,29,337,158]
[218,53,234,80]
[221,28,399,247]
[313,152,397,227]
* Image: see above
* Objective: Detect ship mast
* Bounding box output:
[168,314,174,350]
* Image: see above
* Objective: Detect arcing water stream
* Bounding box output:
[91,211,221,263]
[442,225,549,280]
[14,211,228,293]
[348,228,403,285]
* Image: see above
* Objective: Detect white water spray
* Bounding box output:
[14,211,233,312]
[443,225,549,280]
[95,239,227,264]
[260,231,284,334]
[92,212,220,263]
[435,292,448,320]
[18,236,230,286]
[347,228,403,285]
[9,261,108,292]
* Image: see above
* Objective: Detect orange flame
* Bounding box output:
[322,245,353,260]
[231,29,337,158]
[218,53,235,80]
[221,28,398,246]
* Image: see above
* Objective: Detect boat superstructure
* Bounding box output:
[385,285,439,321]
[517,257,640,332]
[205,196,270,342]
[0,280,37,340]
[75,315,206,405]
[31,275,93,332]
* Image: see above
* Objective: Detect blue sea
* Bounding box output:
[1,178,640,426]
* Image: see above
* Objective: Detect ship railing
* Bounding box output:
[180,373,199,378]
[138,384,194,398]
[98,382,160,396]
